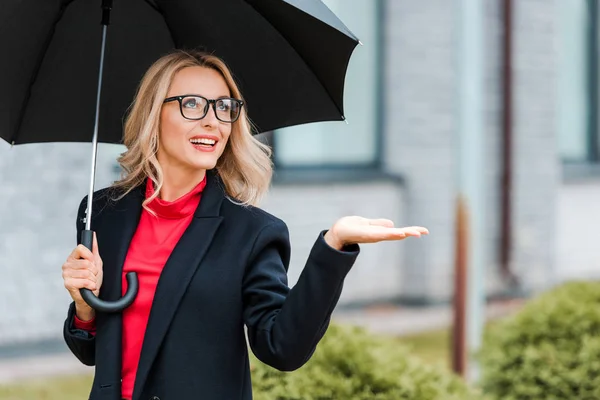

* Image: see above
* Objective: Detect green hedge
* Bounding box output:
[479,281,600,399]
[250,323,478,400]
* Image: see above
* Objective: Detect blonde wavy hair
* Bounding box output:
[111,49,273,209]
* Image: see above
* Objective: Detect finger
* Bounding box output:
[67,246,83,261]
[396,226,429,236]
[67,244,94,262]
[65,278,97,292]
[401,228,422,236]
[63,271,98,285]
[365,226,408,241]
[92,232,103,269]
[373,226,427,237]
[406,226,429,234]
[368,219,395,228]
[82,258,99,276]
[63,267,97,282]
[63,261,98,279]
[63,259,96,272]
[92,232,100,257]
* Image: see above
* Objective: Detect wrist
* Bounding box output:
[324,230,345,251]
[75,302,95,322]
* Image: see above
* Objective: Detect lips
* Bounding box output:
[189,135,219,152]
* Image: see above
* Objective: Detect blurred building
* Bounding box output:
[0,0,599,358]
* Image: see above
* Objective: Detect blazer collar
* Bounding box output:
[193,169,225,218]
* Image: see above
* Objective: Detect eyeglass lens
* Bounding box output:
[181,96,241,122]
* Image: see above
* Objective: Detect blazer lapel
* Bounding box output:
[93,185,144,392]
[99,185,145,304]
[132,171,225,400]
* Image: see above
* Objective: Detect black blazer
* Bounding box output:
[63,170,360,400]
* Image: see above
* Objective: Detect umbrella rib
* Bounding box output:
[245,1,359,121]
[143,0,160,13]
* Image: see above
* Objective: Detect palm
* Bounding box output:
[329,216,428,246]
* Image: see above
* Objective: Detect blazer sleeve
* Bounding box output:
[62,196,96,366]
[63,301,96,366]
[242,219,359,371]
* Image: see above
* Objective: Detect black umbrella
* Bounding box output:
[0,0,360,312]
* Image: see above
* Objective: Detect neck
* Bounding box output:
[158,165,206,202]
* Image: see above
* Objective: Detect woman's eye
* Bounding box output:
[217,102,231,111]
[183,99,198,108]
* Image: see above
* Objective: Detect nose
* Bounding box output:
[201,104,219,128]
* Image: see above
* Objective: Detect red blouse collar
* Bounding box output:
[144,176,206,219]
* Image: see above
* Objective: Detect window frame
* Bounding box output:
[586,0,600,163]
[562,0,600,181]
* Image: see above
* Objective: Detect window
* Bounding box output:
[557,0,600,163]
[272,0,381,169]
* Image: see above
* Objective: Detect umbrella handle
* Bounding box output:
[78,230,139,313]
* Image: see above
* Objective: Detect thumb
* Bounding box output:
[92,232,100,257]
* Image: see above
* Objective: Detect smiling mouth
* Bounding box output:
[189,138,216,148]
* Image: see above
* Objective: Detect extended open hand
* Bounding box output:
[324,216,429,250]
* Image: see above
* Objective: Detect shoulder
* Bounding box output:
[76,185,139,219]
[221,201,291,265]
[220,197,288,233]
[208,170,282,229]
[76,187,110,214]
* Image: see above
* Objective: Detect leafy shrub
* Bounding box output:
[479,280,600,399]
[250,323,479,400]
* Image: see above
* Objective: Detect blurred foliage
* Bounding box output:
[0,323,468,400]
[250,323,479,400]
[479,280,600,400]
[0,374,94,400]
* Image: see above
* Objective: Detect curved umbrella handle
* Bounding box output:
[78,230,139,313]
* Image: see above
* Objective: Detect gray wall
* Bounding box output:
[379,0,559,302]
[510,0,559,292]
[0,0,562,352]
[262,180,405,305]
[0,142,123,348]
[556,183,600,282]
[383,0,459,302]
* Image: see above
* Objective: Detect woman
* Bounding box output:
[61,50,428,400]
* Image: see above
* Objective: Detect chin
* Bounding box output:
[160,145,223,174]
[186,157,218,172]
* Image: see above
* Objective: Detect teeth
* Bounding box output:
[190,138,216,145]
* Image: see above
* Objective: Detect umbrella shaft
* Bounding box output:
[86,24,108,231]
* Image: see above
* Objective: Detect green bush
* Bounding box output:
[250,323,479,400]
[479,280,600,399]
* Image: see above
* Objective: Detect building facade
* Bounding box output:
[1,0,598,357]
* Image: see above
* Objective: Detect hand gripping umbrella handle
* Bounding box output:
[78,230,139,313]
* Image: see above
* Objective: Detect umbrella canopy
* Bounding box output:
[0,0,360,312]
[0,0,360,145]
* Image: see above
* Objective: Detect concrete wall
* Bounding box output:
[0,0,572,354]
[555,182,600,282]
[0,142,123,347]
[380,0,559,302]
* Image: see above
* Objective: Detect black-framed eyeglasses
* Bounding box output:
[163,95,244,123]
